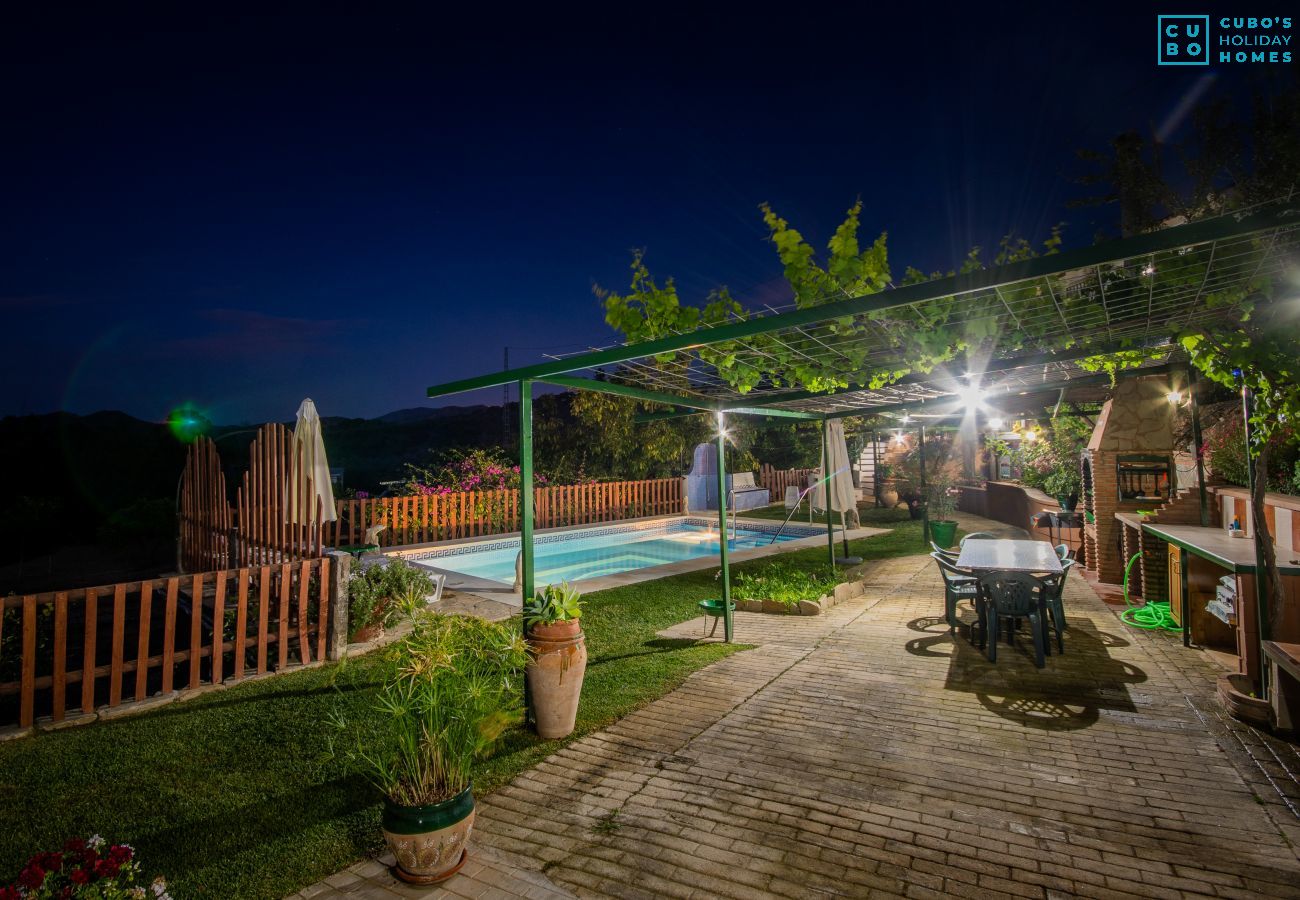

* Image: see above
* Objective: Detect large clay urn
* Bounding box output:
[526,619,587,739]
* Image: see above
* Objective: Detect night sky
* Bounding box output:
[0,5,1256,423]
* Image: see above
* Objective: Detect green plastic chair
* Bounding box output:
[977,571,1049,668]
[1040,559,1074,652]
[932,552,978,633]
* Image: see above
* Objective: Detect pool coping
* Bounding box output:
[382,514,888,606]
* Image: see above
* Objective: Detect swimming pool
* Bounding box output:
[407,517,821,586]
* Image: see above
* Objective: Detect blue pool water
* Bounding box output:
[415,519,818,585]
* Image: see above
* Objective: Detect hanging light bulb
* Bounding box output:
[1023,428,1039,442]
[893,430,905,445]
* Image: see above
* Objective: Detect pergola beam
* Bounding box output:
[535,375,717,411]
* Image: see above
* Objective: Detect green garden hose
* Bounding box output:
[1118,552,1181,631]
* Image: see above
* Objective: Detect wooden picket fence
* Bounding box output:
[178,424,328,572]
[331,478,684,548]
[759,464,816,501]
[1,558,332,728]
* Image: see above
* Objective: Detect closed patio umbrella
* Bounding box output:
[812,419,856,523]
[290,398,338,523]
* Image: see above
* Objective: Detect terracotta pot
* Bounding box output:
[526,619,587,739]
[350,622,384,643]
[1218,673,1271,727]
[880,489,899,508]
[382,785,475,884]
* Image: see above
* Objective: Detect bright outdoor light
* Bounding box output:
[1023,428,1038,442]
[988,417,1004,430]
[901,414,910,424]
[957,382,984,410]
[1142,264,1156,277]
[1166,390,1183,405]
[893,430,905,444]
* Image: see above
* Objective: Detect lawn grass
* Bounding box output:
[0,518,933,898]
[740,500,914,527]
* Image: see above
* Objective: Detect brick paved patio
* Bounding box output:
[296,516,1300,899]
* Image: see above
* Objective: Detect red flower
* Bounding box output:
[0,887,21,900]
[69,868,91,885]
[63,838,87,853]
[18,864,45,888]
[93,858,120,879]
[108,845,133,864]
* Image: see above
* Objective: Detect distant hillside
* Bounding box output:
[374,405,489,424]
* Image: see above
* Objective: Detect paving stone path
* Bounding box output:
[297,516,1300,899]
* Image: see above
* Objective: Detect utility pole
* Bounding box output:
[502,347,511,449]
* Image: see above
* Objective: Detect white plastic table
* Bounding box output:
[956,539,1063,575]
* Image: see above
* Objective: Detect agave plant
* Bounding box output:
[522,582,583,630]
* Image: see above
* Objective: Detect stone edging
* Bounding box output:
[733,576,867,616]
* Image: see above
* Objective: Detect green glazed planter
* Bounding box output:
[929,520,958,549]
[382,785,475,884]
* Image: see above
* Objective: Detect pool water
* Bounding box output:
[416,519,818,585]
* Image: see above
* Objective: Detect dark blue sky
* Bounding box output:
[0,5,1253,422]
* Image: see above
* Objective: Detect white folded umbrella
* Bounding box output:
[290,398,338,523]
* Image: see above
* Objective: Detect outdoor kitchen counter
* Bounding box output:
[1140,522,1300,574]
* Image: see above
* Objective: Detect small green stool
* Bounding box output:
[338,543,380,558]
[697,599,736,638]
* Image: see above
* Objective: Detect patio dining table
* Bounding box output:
[956,538,1063,575]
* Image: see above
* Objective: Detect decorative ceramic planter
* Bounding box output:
[929,520,958,549]
[526,619,587,739]
[880,489,899,508]
[382,785,475,884]
[1218,673,1271,727]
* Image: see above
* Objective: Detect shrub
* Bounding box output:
[733,563,839,606]
[347,560,435,640]
[1,835,171,899]
[332,614,528,807]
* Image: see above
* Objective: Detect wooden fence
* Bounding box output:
[759,465,817,501]
[330,478,684,548]
[1,558,332,728]
[178,424,327,572]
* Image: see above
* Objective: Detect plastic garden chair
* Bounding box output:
[932,552,978,633]
[959,532,997,547]
[976,571,1050,668]
[930,541,959,561]
[1040,559,1074,652]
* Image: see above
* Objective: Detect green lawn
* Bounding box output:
[741,500,914,527]
[0,519,932,899]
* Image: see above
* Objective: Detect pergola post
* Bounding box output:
[1241,383,1270,697]
[715,412,733,642]
[519,379,535,609]
[918,425,929,548]
[822,418,835,570]
[871,430,881,507]
[1188,368,1209,528]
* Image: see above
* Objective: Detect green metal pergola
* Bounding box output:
[427,200,1300,647]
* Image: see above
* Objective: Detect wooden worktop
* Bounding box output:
[1140,522,1300,575]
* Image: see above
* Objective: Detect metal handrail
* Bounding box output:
[768,483,819,545]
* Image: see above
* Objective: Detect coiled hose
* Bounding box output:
[1118,552,1181,631]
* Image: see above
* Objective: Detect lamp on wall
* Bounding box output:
[1166,389,1183,405]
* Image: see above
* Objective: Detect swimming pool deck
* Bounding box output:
[388,514,887,608]
[298,513,1300,900]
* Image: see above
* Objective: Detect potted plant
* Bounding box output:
[1043,467,1082,511]
[348,560,436,642]
[523,582,586,740]
[335,614,528,884]
[927,478,959,548]
[876,463,899,508]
